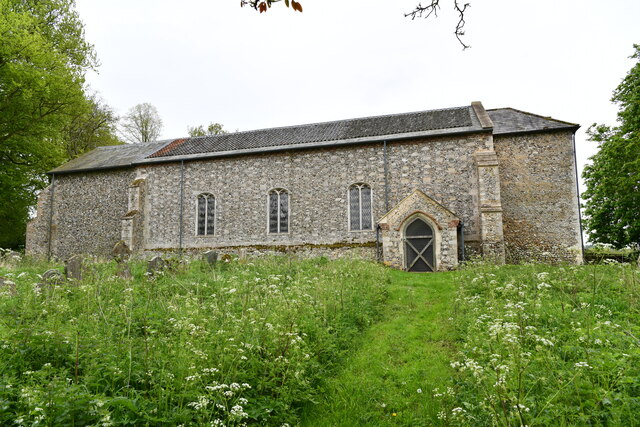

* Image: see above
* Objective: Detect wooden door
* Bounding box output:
[404,218,435,272]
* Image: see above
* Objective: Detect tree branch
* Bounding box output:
[405,0,470,50]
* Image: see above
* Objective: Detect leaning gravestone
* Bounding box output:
[65,255,85,281]
[113,241,133,280]
[113,240,131,262]
[203,250,218,266]
[39,269,64,291]
[147,256,167,276]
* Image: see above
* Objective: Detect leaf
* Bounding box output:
[258,2,267,13]
[292,0,303,12]
[284,0,289,7]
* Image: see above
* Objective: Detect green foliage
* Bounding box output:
[64,93,122,159]
[583,45,640,249]
[584,245,639,264]
[0,0,116,249]
[435,262,640,426]
[187,122,227,137]
[0,257,389,425]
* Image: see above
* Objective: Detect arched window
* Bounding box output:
[268,188,289,233]
[349,183,373,231]
[196,193,215,236]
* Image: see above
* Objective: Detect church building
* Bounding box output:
[26,102,583,271]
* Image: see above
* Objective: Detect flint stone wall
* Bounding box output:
[494,130,583,263]
[26,170,134,259]
[146,243,377,261]
[142,133,491,253]
[26,186,53,257]
[26,129,583,266]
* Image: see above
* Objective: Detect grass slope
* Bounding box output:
[2,256,638,426]
[301,270,458,426]
[0,257,390,425]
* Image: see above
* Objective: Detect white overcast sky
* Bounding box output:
[75,0,640,187]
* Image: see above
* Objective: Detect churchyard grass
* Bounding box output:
[302,261,640,426]
[437,261,640,426]
[0,257,389,425]
[299,268,459,425]
[1,255,639,426]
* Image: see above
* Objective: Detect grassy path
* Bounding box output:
[301,270,459,426]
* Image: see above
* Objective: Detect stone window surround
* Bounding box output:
[399,212,441,271]
[195,193,216,237]
[347,183,374,232]
[267,187,290,235]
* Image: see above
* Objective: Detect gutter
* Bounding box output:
[178,160,185,255]
[572,133,586,262]
[47,174,56,260]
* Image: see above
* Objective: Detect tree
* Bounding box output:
[582,45,640,250]
[0,0,98,249]
[187,122,227,137]
[120,103,163,144]
[241,0,471,49]
[64,93,122,158]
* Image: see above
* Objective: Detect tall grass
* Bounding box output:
[435,261,640,426]
[0,257,389,425]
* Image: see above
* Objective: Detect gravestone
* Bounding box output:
[147,256,167,275]
[65,255,84,281]
[1,250,21,265]
[0,277,16,295]
[113,241,131,262]
[203,250,218,266]
[116,262,133,280]
[39,269,64,290]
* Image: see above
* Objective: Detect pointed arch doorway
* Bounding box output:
[403,217,435,272]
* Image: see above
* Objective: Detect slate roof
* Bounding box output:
[147,106,480,160]
[48,104,579,174]
[49,140,170,174]
[487,108,579,135]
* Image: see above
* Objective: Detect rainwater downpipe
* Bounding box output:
[458,221,465,263]
[572,133,585,262]
[47,173,56,261]
[178,160,185,256]
[376,224,381,262]
[383,140,389,212]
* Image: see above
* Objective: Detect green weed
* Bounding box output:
[0,257,389,425]
[435,262,640,426]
